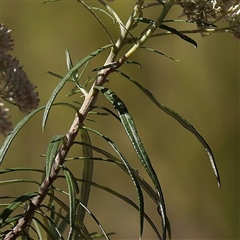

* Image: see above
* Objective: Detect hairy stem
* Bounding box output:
[3,52,118,240]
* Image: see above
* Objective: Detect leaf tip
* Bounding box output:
[217,178,221,188]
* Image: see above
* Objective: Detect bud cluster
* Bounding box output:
[0,23,39,136]
[179,0,240,39]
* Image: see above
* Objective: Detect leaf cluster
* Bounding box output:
[0,1,221,240]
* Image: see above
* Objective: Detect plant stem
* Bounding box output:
[3,52,117,240]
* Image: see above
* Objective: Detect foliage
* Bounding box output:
[1,0,239,239]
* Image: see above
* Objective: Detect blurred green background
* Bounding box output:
[0,1,239,239]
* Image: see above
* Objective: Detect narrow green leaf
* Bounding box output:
[62,166,77,240]
[47,205,65,238]
[159,24,197,47]
[97,0,124,33]
[0,214,22,229]
[47,71,63,79]
[38,203,76,239]
[91,106,121,121]
[66,48,82,87]
[69,139,165,237]
[83,126,145,239]
[0,106,45,165]
[137,17,197,47]
[69,154,169,239]
[90,232,115,239]
[73,142,121,163]
[76,199,110,240]
[46,135,64,179]
[42,44,112,130]
[141,46,178,61]
[72,156,166,237]
[0,196,22,201]
[76,0,115,45]
[0,168,44,175]
[115,70,221,188]
[53,102,80,113]
[31,217,56,240]
[44,0,60,3]
[163,19,217,28]
[16,229,31,240]
[48,205,58,239]
[36,213,50,240]
[0,102,78,166]
[54,214,69,240]
[0,179,40,186]
[48,192,94,240]
[88,111,109,116]
[32,218,43,240]
[36,207,64,240]
[96,86,167,239]
[125,60,142,69]
[74,178,162,240]
[66,48,74,71]
[67,61,90,97]
[0,192,38,226]
[91,7,115,23]
[78,129,94,222]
